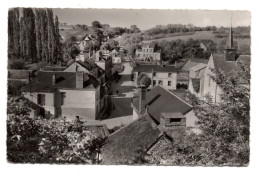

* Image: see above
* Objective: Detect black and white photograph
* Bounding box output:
[2,0,260,174]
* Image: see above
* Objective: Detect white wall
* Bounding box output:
[23,92,55,114]
[134,72,177,90]
[203,56,222,103]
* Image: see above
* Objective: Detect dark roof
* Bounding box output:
[101,113,167,164]
[41,66,67,71]
[76,60,96,71]
[22,71,100,92]
[212,54,251,74]
[132,85,193,123]
[133,64,179,73]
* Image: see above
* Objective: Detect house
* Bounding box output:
[8,69,36,83]
[110,49,122,64]
[78,35,93,52]
[101,113,173,164]
[201,25,250,103]
[64,59,105,84]
[132,64,178,90]
[101,85,196,164]
[188,63,207,99]
[199,41,208,51]
[180,58,209,90]
[22,70,103,121]
[135,43,161,62]
[131,85,194,128]
[95,51,113,79]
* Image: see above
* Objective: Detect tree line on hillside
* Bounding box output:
[8,8,62,65]
[143,24,250,41]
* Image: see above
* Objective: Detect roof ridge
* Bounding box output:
[107,116,145,138]
[157,85,193,108]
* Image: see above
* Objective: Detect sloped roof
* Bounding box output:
[190,63,207,72]
[132,85,193,124]
[76,60,95,71]
[182,59,209,71]
[101,113,168,164]
[212,54,251,74]
[133,64,178,73]
[22,71,100,92]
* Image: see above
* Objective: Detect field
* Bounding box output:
[143,31,251,48]
[59,28,89,41]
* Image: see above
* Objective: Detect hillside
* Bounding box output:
[143,31,251,48]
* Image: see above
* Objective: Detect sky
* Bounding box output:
[52,9,251,30]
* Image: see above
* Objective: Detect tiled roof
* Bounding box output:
[212,54,251,74]
[76,60,95,71]
[22,71,100,92]
[190,63,207,72]
[133,64,179,73]
[101,113,167,164]
[182,59,209,71]
[132,85,193,124]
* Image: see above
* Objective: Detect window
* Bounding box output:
[158,80,163,85]
[208,76,211,86]
[168,81,172,86]
[153,72,156,76]
[61,92,66,105]
[168,73,172,77]
[153,80,156,86]
[170,118,182,123]
[37,94,45,106]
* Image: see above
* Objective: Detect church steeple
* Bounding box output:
[226,19,234,49]
[225,17,237,61]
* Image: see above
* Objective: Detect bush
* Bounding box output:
[137,73,151,88]
[8,80,27,96]
[9,59,26,69]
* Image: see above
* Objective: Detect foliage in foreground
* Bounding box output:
[7,103,106,164]
[149,62,250,166]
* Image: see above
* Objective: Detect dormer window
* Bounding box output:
[170,118,181,123]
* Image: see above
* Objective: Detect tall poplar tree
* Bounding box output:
[35,9,42,61]
[23,8,36,62]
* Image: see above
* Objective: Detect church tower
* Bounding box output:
[225,18,237,61]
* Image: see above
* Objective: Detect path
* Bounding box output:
[86,62,135,129]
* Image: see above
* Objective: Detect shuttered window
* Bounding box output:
[37,94,45,106]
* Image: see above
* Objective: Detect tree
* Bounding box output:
[35,9,42,61]
[137,73,151,88]
[22,8,37,62]
[92,20,102,28]
[100,39,119,51]
[239,44,251,55]
[7,101,107,164]
[8,8,20,60]
[155,62,250,166]
[54,15,62,63]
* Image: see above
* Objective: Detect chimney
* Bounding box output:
[28,72,31,83]
[145,105,149,114]
[76,71,84,88]
[52,74,56,85]
[139,86,146,113]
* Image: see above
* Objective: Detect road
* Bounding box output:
[86,62,135,129]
